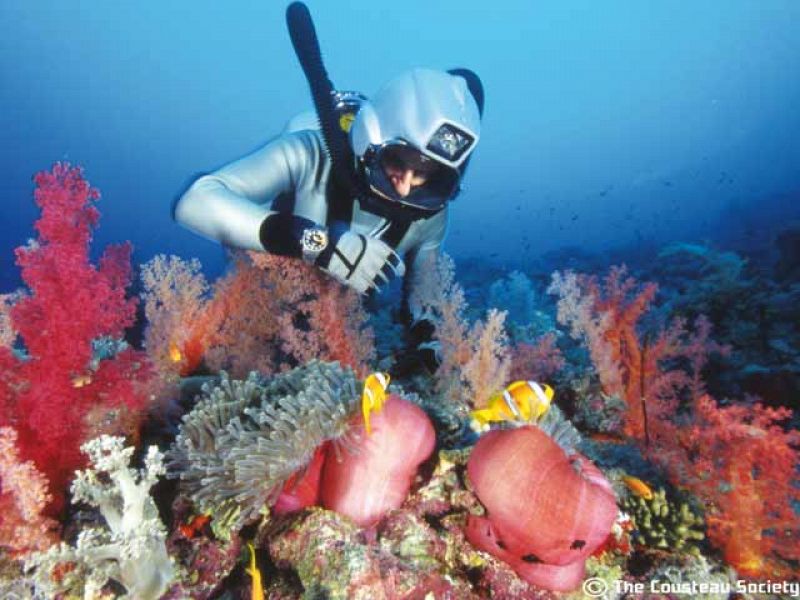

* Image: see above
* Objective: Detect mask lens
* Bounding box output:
[380,145,442,179]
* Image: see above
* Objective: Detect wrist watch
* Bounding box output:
[300,226,330,264]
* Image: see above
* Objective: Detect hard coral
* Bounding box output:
[0,163,151,512]
[621,487,705,556]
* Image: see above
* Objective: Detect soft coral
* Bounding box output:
[0,163,151,513]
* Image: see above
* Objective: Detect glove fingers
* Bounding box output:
[385,248,406,277]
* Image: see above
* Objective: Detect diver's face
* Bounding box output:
[384,165,428,197]
[380,145,440,198]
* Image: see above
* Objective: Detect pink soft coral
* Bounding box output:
[0,427,59,555]
[142,250,375,379]
[548,266,726,440]
[0,163,152,512]
[509,332,566,382]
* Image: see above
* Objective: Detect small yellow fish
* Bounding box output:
[471,381,554,429]
[622,475,654,501]
[246,542,264,600]
[168,341,183,364]
[71,373,93,388]
[362,372,390,436]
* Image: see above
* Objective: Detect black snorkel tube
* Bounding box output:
[285,2,360,202]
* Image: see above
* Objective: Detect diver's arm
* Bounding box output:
[173,131,321,252]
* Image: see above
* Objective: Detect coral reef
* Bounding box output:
[26,436,172,599]
[621,486,705,556]
[4,161,799,597]
[409,252,511,409]
[0,164,153,513]
[166,361,361,531]
[653,394,800,578]
[0,427,58,556]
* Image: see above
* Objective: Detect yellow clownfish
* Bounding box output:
[246,543,264,600]
[471,381,554,429]
[622,475,654,501]
[362,372,390,436]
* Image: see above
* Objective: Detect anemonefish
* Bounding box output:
[246,543,264,600]
[470,381,554,429]
[622,475,654,501]
[361,372,390,436]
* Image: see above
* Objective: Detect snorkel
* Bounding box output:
[285,2,484,220]
[285,2,361,201]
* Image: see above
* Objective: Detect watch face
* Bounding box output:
[303,228,328,252]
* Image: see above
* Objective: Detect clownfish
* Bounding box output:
[246,543,264,600]
[361,372,390,436]
[622,475,654,501]
[470,381,554,430]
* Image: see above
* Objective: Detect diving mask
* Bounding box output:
[362,140,461,212]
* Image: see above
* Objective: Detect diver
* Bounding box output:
[172,2,483,373]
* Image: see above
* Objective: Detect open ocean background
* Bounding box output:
[2,0,799,288]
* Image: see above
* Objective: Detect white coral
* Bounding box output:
[27,436,173,600]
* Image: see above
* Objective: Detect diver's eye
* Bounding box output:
[380,145,442,179]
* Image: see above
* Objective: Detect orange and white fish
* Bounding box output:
[246,542,264,600]
[471,381,554,429]
[622,475,654,501]
[362,372,390,436]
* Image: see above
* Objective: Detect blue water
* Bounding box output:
[2,0,799,290]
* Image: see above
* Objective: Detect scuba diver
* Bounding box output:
[173,3,483,372]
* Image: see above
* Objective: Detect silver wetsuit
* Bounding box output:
[173,127,448,313]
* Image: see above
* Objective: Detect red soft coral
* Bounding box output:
[657,395,800,578]
[0,163,151,513]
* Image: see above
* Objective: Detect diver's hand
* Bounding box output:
[316,231,405,294]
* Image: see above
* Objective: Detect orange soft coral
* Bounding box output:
[142,251,375,379]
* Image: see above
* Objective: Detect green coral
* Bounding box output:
[623,487,705,556]
[166,360,361,532]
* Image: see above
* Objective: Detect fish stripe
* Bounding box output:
[529,382,550,406]
[503,390,522,418]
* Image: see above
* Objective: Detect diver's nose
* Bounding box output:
[390,169,414,197]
